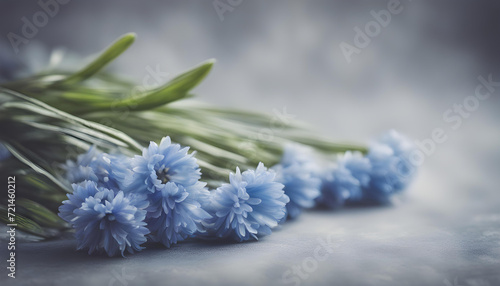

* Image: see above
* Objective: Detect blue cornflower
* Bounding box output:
[125,136,201,195]
[273,144,321,219]
[318,165,358,209]
[126,136,211,247]
[58,180,100,223]
[342,151,372,190]
[207,163,289,242]
[64,146,129,190]
[379,130,416,159]
[317,151,371,208]
[364,130,417,203]
[280,143,320,170]
[64,181,149,256]
[145,182,211,247]
[0,143,10,161]
[274,164,321,219]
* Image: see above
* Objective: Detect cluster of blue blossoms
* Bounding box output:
[59,130,417,256]
[316,130,417,207]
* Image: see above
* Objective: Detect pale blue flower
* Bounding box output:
[342,151,372,192]
[64,146,129,190]
[364,130,417,203]
[274,164,321,219]
[273,144,321,219]
[318,164,358,208]
[145,182,211,247]
[68,182,149,256]
[280,143,320,170]
[125,136,201,195]
[207,163,289,242]
[58,180,100,224]
[378,130,417,185]
[317,151,371,207]
[126,136,211,247]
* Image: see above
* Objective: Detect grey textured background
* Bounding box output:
[1,1,500,285]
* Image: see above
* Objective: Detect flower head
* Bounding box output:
[68,182,149,256]
[59,180,100,223]
[145,182,211,247]
[318,165,358,208]
[317,151,371,208]
[126,137,211,247]
[280,143,320,170]
[64,146,129,190]
[364,130,417,203]
[207,163,289,242]
[273,144,321,219]
[274,164,321,219]
[126,136,201,195]
[342,151,372,191]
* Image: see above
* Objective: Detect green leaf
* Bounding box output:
[0,206,51,238]
[114,59,215,111]
[52,33,136,86]
[0,87,143,151]
[289,135,369,154]
[24,121,129,150]
[16,198,66,229]
[2,142,71,192]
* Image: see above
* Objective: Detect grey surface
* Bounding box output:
[3,148,500,286]
[1,1,500,285]
[3,185,500,286]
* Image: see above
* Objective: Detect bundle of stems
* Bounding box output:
[0,33,366,239]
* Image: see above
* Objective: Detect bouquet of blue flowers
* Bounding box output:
[0,33,418,256]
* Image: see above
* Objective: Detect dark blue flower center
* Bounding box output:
[156,167,170,184]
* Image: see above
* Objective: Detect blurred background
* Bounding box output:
[1,1,499,285]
